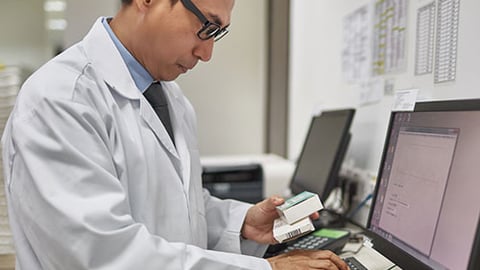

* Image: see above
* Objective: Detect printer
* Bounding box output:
[202,162,263,204]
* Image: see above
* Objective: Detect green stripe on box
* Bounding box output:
[277,191,315,211]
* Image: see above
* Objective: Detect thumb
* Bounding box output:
[261,196,285,211]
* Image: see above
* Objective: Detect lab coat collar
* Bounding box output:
[83,17,140,101]
[82,18,181,160]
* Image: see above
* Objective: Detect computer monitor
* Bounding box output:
[366,99,480,270]
[289,109,355,203]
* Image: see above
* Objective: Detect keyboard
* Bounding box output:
[284,234,336,252]
[343,256,368,270]
[263,228,350,258]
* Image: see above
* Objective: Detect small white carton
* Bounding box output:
[276,191,323,224]
[273,217,314,243]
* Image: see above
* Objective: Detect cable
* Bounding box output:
[346,193,372,219]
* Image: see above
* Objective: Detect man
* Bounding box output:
[2,0,349,269]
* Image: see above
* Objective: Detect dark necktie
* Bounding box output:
[143,82,175,145]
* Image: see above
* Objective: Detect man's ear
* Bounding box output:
[134,0,152,12]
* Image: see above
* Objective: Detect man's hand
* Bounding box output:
[241,196,321,244]
[241,196,284,244]
[267,250,350,270]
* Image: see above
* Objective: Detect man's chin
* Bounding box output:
[157,73,181,82]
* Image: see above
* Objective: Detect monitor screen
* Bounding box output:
[368,99,480,270]
[289,109,355,202]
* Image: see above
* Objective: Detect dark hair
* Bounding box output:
[121,0,178,5]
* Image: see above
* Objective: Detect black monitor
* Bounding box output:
[289,109,355,203]
[366,99,480,270]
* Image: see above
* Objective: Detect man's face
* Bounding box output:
[135,0,234,81]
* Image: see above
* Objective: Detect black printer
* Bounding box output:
[202,163,263,204]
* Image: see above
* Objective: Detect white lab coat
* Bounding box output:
[1,18,271,270]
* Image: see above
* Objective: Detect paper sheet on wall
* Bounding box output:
[434,0,460,83]
[356,78,385,106]
[372,0,408,75]
[392,89,419,111]
[415,2,436,75]
[342,4,373,83]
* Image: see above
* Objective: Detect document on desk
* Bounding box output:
[350,245,398,270]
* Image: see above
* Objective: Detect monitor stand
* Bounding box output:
[313,209,346,229]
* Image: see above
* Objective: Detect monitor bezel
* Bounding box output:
[289,108,355,202]
[366,98,480,270]
[467,215,480,270]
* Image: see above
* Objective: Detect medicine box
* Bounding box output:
[273,217,314,243]
[276,191,323,224]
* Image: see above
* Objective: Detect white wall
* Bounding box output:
[177,0,267,155]
[0,0,49,71]
[289,0,480,174]
[63,0,120,47]
[0,0,119,70]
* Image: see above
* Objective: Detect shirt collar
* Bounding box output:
[102,17,153,93]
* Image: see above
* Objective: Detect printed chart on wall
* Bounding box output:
[372,0,408,76]
[342,4,373,83]
[434,0,460,83]
[415,2,436,76]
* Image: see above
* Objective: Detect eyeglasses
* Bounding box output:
[180,0,229,42]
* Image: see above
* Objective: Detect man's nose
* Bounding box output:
[193,39,214,62]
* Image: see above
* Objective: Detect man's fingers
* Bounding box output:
[261,196,284,211]
[270,251,350,270]
[271,196,284,206]
[309,211,320,220]
[310,250,349,270]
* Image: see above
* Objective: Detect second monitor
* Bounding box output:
[289,108,355,205]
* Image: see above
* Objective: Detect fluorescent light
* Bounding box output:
[44,1,66,12]
[47,19,67,30]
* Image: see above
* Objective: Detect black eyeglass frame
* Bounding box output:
[180,0,229,41]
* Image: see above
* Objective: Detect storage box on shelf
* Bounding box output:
[0,65,23,257]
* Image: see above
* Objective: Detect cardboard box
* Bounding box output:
[276,191,323,224]
[273,217,314,243]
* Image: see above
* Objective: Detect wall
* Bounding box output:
[0,0,119,70]
[63,0,119,47]
[0,0,49,71]
[177,0,267,155]
[289,0,480,171]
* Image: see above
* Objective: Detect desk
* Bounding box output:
[341,242,401,270]
[339,223,402,270]
[0,254,14,270]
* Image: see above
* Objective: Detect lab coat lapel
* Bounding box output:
[164,83,191,194]
[140,100,180,160]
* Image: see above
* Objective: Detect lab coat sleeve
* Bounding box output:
[203,190,269,257]
[3,94,271,270]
